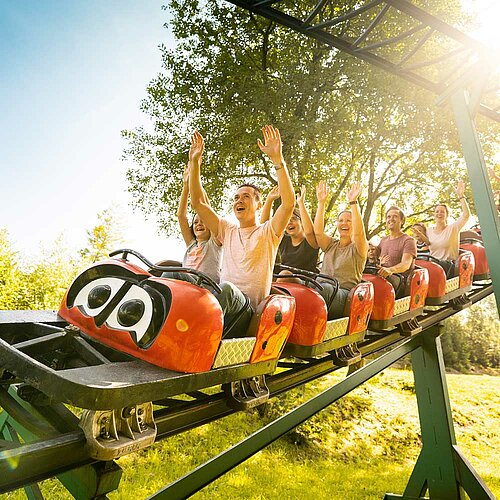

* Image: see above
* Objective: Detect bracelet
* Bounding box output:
[349,200,358,205]
[273,161,285,170]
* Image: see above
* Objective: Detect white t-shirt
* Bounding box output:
[218,219,281,309]
[428,217,468,261]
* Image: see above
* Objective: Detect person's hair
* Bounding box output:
[337,209,352,219]
[237,183,262,203]
[411,222,427,235]
[434,203,449,217]
[386,206,406,226]
[368,243,381,257]
[291,208,301,220]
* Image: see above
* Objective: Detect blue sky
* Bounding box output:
[0,0,183,262]
[0,1,498,265]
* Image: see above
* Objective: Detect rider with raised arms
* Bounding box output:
[314,181,368,319]
[188,125,295,331]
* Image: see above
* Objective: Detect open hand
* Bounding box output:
[455,179,465,199]
[268,185,281,201]
[297,185,306,205]
[316,180,330,204]
[347,182,362,203]
[257,125,283,165]
[488,168,500,183]
[189,131,205,165]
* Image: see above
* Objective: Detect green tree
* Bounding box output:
[21,237,80,310]
[441,296,500,371]
[0,229,24,309]
[79,208,124,264]
[122,0,498,237]
[0,231,79,310]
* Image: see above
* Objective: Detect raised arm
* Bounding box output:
[257,125,295,235]
[314,181,333,251]
[188,131,220,235]
[411,225,430,246]
[297,185,318,248]
[455,180,471,229]
[488,167,500,184]
[177,164,194,246]
[260,185,280,224]
[347,182,368,259]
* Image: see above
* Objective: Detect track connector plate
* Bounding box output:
[223,375,269,410]
[79,402,156,460]
[331,343,362,366]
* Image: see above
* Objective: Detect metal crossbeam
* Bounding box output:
[149,334,423,499]
[225,0,500,122]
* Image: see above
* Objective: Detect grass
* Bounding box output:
[5,368,500,499]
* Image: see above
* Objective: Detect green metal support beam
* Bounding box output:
[149,324,497,500]
[449,86,500,312]
[148,334,423,499]
[385,325,495,499]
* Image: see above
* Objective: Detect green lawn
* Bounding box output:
[5,369,500,499]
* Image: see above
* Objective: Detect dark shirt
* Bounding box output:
[278,235,319,273]
[416,240,430,255]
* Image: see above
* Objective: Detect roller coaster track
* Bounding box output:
[0,281,492,493]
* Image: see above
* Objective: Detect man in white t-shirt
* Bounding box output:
[188,126,295,336]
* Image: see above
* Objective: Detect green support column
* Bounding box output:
[385,325,495,499]
[450,88,500,312]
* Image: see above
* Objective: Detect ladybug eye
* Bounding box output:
[73,277,127,317]
[117,299,145,327]
[88,285,112,309]
[105,285,154,344]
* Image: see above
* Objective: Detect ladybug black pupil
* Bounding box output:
[117,300,145,327]
[88,285,112,309]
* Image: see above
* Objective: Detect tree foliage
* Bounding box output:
[123,0,498,238]
[0,229,24,310]
[0,231,78,310]
[441,296,500,371]
[0,210,124,311]
[79,208,124,264]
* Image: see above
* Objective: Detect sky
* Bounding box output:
[0,0,182,263]
[0,0,498,266]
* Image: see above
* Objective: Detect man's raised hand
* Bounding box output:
[257,125,284,165]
